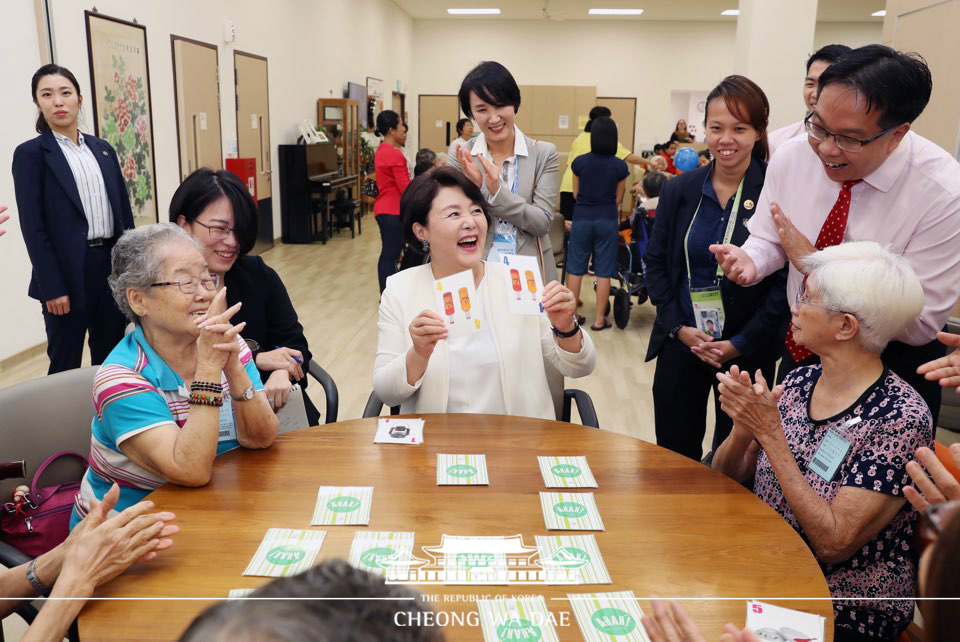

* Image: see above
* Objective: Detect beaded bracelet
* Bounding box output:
[190,381,223,393]
[189,392,223,407]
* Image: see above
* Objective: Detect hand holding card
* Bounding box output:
[408,310,447,359]
[434,270,482,340]
[541,280,578,331]
[501,254,545,315]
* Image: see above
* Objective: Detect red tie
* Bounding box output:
[784,179,862,363]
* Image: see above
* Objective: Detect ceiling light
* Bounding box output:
[872,10,886,17]
[588,9,645,15]
[447,8,501,15]
[721,9,739,16]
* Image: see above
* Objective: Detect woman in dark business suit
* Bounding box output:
[644,75,789,462]
[172,168,320,426]
[13,64,134,374]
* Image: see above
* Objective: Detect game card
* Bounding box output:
[477,596,561,642]
[538,456,598,488]
[242,528,326,577]
[568,591,650,641]
[311,486,374,525]
[540,492,605,530]
[374,417,424,445]
[227,589,253,599]
[437,454,489,485]
[434,269,481,339]
[348,531,416,578]
[535,534,611,584]
[745,601,826,642]
[500,254,545,315]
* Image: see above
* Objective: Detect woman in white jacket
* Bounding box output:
[373,167,596,418]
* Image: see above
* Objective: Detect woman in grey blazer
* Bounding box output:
[448,61,560,282]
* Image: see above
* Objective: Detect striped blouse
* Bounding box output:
[51,130,114,240]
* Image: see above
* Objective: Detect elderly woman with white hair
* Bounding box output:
[712,241,933,642]
[70,223,278,529]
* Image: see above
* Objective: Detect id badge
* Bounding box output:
[488,219,518,263]
[690,286,725,338]
[218,394,238,443]
[809,421,855,482]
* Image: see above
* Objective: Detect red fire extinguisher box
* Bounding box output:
[225,158,257,202]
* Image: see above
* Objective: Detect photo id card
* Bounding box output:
[690,287,725,338]
[809,425,853,482]
[434,269,481,340]
[501,254,544,315]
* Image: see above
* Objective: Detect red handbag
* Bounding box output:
[1,451,87,557]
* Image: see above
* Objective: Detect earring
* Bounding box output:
[421,239,430,252]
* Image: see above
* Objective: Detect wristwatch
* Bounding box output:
[27,558,51,595]
[551,318,581,339]
[231,385,255,402]
[668,324,684,339]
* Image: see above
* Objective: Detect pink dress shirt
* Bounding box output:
[766,120,806,158]
[742,131,960,346]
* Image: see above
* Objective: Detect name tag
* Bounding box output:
[690,286,725,338]
[218,394,238,443]
[488,219,518,263]
[809,422,855,482]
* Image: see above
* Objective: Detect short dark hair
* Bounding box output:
[653,144,663,154]
[401,166,490,254]
[705,74,770,162]
[806,44,851,72]
[590,116,618,156]
[817,44,932,128]
[31,64,82,134]
[414,148,437,177]
[168,168,259,255]
[641,171,668,198]
[455,118,471,137]
[584,105,612,133]
[178,560,443,642]
[458,61,521,119]
[375,110,402,137]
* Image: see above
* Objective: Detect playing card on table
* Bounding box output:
[437,453,489,485]
[501,254,545,315]
[568,591,649,642]
[348,531,416,577]
[434,269,481,339]
[374,417,424,444]
[311,486,374,525]
[745,600,826,642]
[242,528,326,577]
[477,596,560,642]
[227,589,254,599]
[535,534,611,584]
[538,456,598,488]
[540,492,605,530]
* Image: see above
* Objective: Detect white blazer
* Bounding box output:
[373,262,596,419]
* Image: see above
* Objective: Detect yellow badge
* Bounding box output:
[743,199,755,210]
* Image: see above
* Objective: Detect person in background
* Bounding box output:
[70,223,278,529]
[631,170,668,241]
[711,45,960,426]
[558,105,651,224]
[172,168,320,425]
[448,61,561,281]
[447,117,474,160]
[565,116,629,332]
[697,149,712,167]
[713,242,931,642]
[1,484,178,642]
[373,168,595,417]
[179,560,443,642]
[373,109,410,293]
[644,75,788,462]
[768,44,852,157]
[13,64,134,374]
[414,148,437,177]
[669,119,694,143]
[659,140,680,175]
[433,152,449,169]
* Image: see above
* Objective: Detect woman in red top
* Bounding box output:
[660,140,680,175]
[373,110,410,293]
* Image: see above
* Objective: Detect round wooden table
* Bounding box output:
[78,415,834,641]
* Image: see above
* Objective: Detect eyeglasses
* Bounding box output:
[804,114,899,153]
[193,220,235,241]
[150,273,220,294]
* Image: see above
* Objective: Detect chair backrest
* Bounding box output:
[0,367,98,499]
[934,441,960,482]
[275,384,309,434]
[362,391,399,418]
[307,362,339,424]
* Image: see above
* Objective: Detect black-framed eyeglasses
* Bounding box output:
[193,220,235,241]
[804,114,899,153]
[149,273,220,294]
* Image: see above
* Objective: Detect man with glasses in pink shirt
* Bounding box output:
[712,44,960,424]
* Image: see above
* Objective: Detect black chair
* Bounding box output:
[307,362,339,424]
[362,391,399,418]
[0,540,79,641]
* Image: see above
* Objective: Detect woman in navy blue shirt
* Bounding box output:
[565,117,629,331]
[643,76,789,461]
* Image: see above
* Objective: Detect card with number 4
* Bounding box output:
[501,254,544,315]
[434,269,481,340]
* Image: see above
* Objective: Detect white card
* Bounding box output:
[535,534,612,584]
[311,486,374,525]
[540,492,605,530]
[500,254,545,315]
[434,269,482,339]
[242,528,326,577]
[374,417,424,445]
[745,601,826,642]
[477,596,561,642]
[569,591,650,642]
[538,456,598,488]
[228,588,253,599]
[348,531,416,577]
[437,454,489,485]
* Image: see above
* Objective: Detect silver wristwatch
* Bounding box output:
[231,385,255,402]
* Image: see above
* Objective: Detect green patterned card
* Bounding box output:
[535,534,611,584]
[568,591,650,641]
[227,589,253,599]
[437,453,489,485]
[539,492,605,530]
[477,596,560,642]
[242,528,326,577]
[538,456,598,488]
[311,486,374,525]
[348,531,415,577]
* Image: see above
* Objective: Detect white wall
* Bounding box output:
[814,21,883,50]
[0,0,411,362]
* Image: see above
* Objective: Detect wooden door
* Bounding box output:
[234,51,272,200]
[418,95,459,152]
[392,91,405,122]
[597,97,637,152]
[172,36,222,180]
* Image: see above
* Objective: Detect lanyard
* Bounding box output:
[498,154,520,196]
[683,176,745,284]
